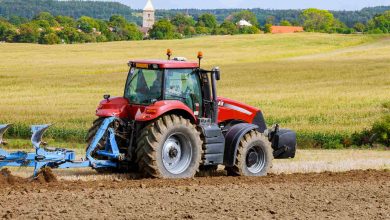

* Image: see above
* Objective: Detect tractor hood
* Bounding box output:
[217,97,267,132]
[217,97,260,123]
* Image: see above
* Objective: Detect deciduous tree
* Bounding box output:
[301,8,335,32]
[149,19,176,39]
[197,13,218,29]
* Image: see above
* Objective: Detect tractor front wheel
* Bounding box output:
[227,130,272,176]
[136,115,202,179]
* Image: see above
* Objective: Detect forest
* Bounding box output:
[0,0,389,44]
[1,0,390,27]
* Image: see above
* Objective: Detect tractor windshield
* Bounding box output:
[125,68,163,105]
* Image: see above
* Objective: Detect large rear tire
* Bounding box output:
[136,115,202,179]
[226,130,272,176]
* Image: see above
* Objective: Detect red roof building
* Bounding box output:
[271,26,304,34]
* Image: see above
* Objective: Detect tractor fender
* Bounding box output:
[135,100,197,123]
[223,123,259,167]
[96,97,130,118]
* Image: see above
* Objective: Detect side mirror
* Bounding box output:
[212,67,221,81]
[103,94,111,101]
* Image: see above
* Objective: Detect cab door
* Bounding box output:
[164,69,203,117]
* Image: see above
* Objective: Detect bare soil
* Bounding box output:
[35,167,58,184]
[0,170,388,220]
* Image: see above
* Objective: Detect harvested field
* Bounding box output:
[1,34,389,142]
[0,170,388,219]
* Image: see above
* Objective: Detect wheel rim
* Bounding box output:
[246,145,266,174]
[162,133,192,175]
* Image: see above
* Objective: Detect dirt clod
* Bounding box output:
[269,209,277,215]
[0,168,24,185]
[35,167,57,183]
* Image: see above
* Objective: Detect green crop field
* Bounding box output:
[0,33,389,146]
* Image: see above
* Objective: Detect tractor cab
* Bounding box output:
[125,59,204,117]
[117,51,222,125]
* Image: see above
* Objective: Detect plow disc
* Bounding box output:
[0,117,123,176]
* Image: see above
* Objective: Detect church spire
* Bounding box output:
[143,0,154,11]
[142,0,155,29]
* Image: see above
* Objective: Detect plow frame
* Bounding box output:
[0,117,122,176]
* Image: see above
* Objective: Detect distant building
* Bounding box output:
[236,19,252,27]
[143,0,155,28]
[271,26,304,34]
[140,0,155,37]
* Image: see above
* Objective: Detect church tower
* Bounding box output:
[142,0,155,29]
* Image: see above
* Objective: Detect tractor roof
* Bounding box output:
[129,59,199,69]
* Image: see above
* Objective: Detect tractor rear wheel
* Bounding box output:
[226,130,272,176]
[136,115,202,179]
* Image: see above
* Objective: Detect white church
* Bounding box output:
[140,0,155,36]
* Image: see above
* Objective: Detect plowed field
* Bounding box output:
[0,170,388,219]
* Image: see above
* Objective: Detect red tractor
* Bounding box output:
[86,51,296,178]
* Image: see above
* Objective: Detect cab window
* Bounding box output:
[125,68,163,105]
[164,69,202,116]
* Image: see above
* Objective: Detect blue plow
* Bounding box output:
[0,117,123,176]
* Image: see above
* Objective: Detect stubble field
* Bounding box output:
[0,33,389,143]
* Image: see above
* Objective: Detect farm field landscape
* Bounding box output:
[2,0,390,217]
[1,29,390,220]
[1,33,389,145]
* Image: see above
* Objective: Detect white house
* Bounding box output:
[236,19,252,27]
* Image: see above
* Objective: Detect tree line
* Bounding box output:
[1,0,390,28]
[0,12,143,44]
[149,10,261,39]
[0,0,140,23]
[1,9,389,44]
[156,6,390,28]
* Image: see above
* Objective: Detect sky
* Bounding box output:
[118,0,390,10]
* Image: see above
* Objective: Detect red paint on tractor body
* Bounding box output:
[135,100,196,122]
[129,60,199,69]
[96,97,196,122]
[217,97,260,124]
[96,97,131,118]
[96,96,260,126]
